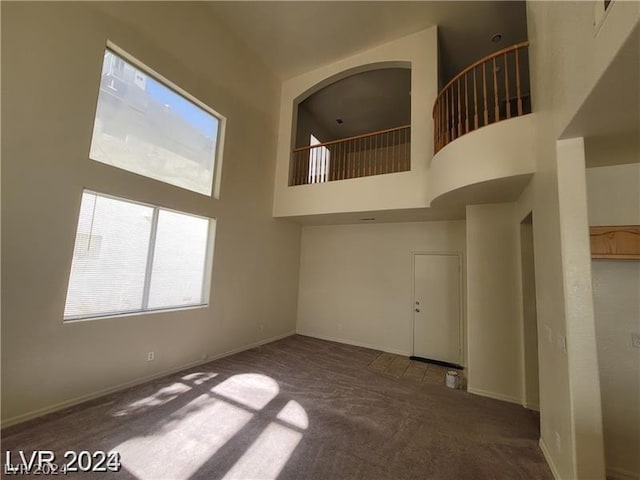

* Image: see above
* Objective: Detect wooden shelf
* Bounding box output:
[590,225,640,260]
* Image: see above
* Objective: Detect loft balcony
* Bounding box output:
[429,42,536,207]
[433,42,531,153]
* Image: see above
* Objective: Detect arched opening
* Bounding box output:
[290,63,412,186]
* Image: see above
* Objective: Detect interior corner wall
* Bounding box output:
[297,221,466,357]
[526,1,639,478]
[586,162,640,479]
[1,2,301,425]
[465,203,523,404]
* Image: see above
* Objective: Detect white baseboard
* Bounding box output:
[1,330,295,429]
[524,401,540,411]
[296,330,411,357]
[607,466,640,480]
[467,386,521,405]
[539,437,561,480]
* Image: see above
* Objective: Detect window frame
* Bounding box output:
[63,189,216,323]
[89,41,227,199]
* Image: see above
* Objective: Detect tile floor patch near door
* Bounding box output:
[369,352,464,388]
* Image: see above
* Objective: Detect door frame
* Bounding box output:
[411,251,464,365]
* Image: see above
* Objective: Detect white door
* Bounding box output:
[413,253,461,365]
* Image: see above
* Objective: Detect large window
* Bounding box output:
[64,191,214,321]
[89,46,223,196]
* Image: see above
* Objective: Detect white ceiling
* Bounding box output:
[207,1,527,82]
[562,24,639,142]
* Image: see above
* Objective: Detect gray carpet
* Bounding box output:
[1,335,552,479]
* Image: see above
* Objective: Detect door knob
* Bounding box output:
[415,308,420,312]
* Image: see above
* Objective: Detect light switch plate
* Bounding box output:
[631,333,640,349]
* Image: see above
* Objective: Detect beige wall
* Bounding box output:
[297,221,466,357]
[587,162,640,479]
[526,1,639,478]
[465,203,523,404]
[1,2,301,425]
[273,28,437,217]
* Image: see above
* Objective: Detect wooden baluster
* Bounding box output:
[372,134,376,176]
[473,67,479,129]
[359,137,363,178]
[325,148,329,183]
[293,152,298,185]
[330,146,334,182]
[382,133,389,173]
[436,100,440,151]
[438,97,443,150]
[445,90,450,144]
[433,98,440,153]
[439,100,443,150]
[450,86,455,140]
[369,136,376,176]
[504,52,511,119]
[482,63,488,125]
[299,151,304,185]
[515,46,523,116]
[353,138,358,178]
[341,143,344,180]
[493,57,499,122]
[402,128,406,170]
[344,141,348,179]
[464,74,469,133]
[406,127,410,170]
[310,148,315,184]
[395,128,399,172]
[457,79,462,136]
[434,102,438,153]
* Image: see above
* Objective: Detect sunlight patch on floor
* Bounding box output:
[116,394,252,479]
[181,372,218,385]
[222,423,303,480]
[211,373,279,410]
[113,382,192,417]
[277,400,309,430]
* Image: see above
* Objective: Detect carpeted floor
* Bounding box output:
[1,335,552,479]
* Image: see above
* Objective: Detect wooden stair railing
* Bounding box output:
[433,41,531,154]
[290,124,410,186]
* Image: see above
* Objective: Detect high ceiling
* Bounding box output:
[208,1,528,83]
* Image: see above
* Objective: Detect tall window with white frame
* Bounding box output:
[63,44,223,321]
[64,192,214,321]
[90,47,223,197]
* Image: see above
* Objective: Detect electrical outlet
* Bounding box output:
[260,324,264,332]
[337,323,343,332]
[147,351,155,361]
[632,333,640,349]
[554,432,562,454]
[556,334,567,353]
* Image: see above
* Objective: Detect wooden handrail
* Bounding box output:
[433,41,529,117]
[290,124,410,185]
[293,124,410,152]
